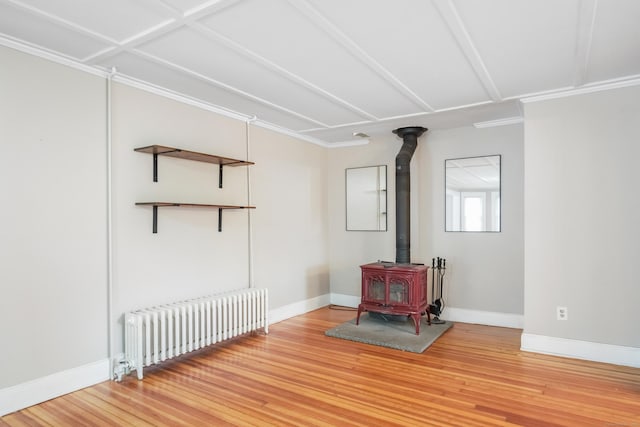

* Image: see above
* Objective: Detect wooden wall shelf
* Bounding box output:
[134,145,254,188]
[136,202,255,233]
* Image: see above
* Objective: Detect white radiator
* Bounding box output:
[123,288,268,379]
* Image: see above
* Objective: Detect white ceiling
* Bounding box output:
[1,0,639,146]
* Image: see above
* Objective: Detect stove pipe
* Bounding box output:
[392,126,428,264]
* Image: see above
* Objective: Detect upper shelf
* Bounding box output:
[135,202,256,209]
[134,145,254,166]
[134,145,254,187]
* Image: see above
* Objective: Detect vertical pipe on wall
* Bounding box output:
[107,67,116,377]
[392,127,427,264]
[246,116,257,288]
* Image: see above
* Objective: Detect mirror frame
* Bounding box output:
[345,165,387,231]
[445,154,501,233]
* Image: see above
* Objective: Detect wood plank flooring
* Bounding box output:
[2,306,639,426]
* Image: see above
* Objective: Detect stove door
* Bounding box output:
[388,276,411,306]
[362,272,386,304]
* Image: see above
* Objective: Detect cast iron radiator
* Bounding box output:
[122,288,268,379]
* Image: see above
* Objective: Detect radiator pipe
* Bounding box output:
[246,116,257,288]
[392,126,427,264]
[107,67,116,377]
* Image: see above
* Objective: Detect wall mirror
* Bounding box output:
[346,165,387,231]
[445,155,501,232]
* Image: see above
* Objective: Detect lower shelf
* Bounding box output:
[135,202,255,233]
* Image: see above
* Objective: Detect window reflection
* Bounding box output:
[445,155,501,232]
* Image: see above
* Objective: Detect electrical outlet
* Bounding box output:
[557,306,568,321]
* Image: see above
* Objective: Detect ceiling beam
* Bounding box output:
[287,0,435,113]
[433,0,502,102]
[573,0,598,87]
[131,49,332,128]
[190,22,379,122]
[84,0,243,64]
[3,0,119,46]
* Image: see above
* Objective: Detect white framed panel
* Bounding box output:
[136,27,368,126]
[0,2,111,60]
[454,0,579,98]
[307,0,490,109]
[198,0,421,118]
[17,0,175,42]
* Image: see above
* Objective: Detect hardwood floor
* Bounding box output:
[2,306,639,426]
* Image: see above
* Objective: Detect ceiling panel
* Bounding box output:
[0,2,111,60]
[100,52,320,131]
[199,0,422,119]
[587,1,640,83]
[1,0,639,146]
[15,0,175,42]
[137,27,368,126]
[306,0,490,110]
[454,0,579,98]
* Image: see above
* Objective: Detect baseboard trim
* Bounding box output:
[269,293,331,325]
[521,333,640,368]
[440,307,524,329]
[326,296,524,329]
[329,293,359,308]
[0,358,110,416]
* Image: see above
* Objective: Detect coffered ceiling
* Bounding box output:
[1,0,639,145]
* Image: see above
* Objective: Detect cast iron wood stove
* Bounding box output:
[356,126,430,335]
[357,262,430,335]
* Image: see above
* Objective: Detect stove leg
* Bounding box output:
[411,313,421,335]
[356,305,363,325]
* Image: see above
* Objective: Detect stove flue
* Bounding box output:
[392,126,428,264]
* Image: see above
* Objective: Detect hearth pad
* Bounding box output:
[325,312,452,353]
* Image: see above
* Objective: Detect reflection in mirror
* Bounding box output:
[346,165,387,231]
[445,155,501,232]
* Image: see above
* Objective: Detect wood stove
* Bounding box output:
[356,126,431,335]
[357,262,430,335]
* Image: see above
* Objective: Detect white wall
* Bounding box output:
[111,83,330,351]
[328,125,525,322]
[0,46,108,388]
[250,127,329,310]
[328,138,400,298]
[113,84,329,353]
[418,125,524,316]
[523,86,640,350]
[0,45,330,413]
[111,83,255,349]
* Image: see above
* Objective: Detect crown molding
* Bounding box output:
[0,36,107,78]
[0,36,338,147]
[112,73,251,122]
[325,138,371,148]
[116,73,334,147]
[473,116,523,128]
[520,76,640,104]
[250,120,330,147]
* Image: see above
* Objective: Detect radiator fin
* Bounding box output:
[124,288,268,379]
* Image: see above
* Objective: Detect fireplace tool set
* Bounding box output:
[429,257,447,324]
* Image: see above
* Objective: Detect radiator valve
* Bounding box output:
[113,359,132,382]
